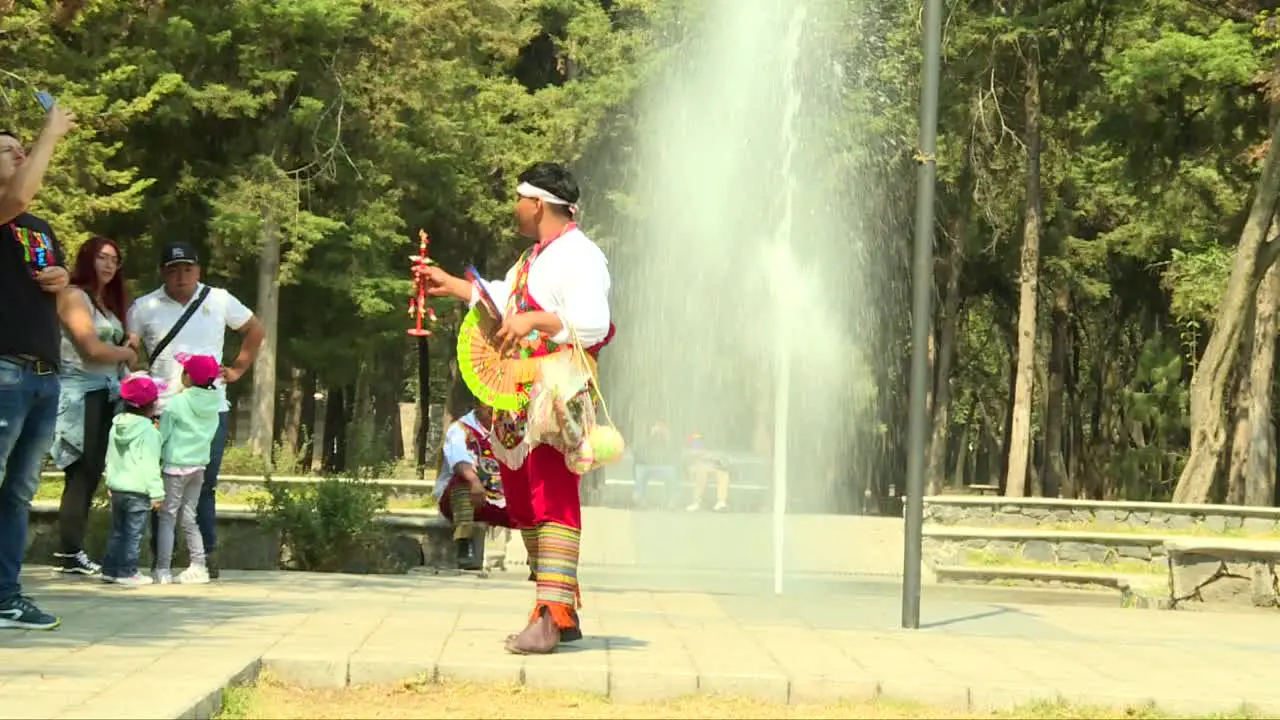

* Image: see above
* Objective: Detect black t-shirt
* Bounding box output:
[0,213,64,365]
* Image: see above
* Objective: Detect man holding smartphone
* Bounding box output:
[0,101,79,630]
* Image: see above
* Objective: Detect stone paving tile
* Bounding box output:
[523,637,611,695]
[348,627,450,687]
[4,566,1280,718]
[0,691,101,720]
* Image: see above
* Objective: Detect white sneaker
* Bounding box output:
[713,502,728,512]
[685,502,701,512]
[115,573,153,588]
[178,566,210,585]
[153,570,173,585]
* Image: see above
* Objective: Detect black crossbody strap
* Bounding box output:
[149,285,211,363]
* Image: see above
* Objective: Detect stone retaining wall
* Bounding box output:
[923,529,1167,574]
[26,503,457,574]
[925,496,1280,535]
[217,477,435,503]
[1167,540,1280,608]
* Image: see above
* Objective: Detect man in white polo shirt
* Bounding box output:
[127,241,265,579]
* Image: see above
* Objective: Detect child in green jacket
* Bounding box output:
[101,375,164,588]
[154,353,222,585]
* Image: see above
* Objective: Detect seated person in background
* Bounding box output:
[435,403,511,571]
[632,420,679,509]
[686,431,731,512]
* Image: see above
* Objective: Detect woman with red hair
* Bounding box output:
[50,236,137,575]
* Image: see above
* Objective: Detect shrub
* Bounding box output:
[250,477,391,572]
[220,444,268,477]
[220,434,312,478]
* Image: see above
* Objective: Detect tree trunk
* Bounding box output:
[249,217,281,463]
[951,422,970,489]
[1063,311,1082,499]
[388,396,404,461]
[282,365,304,455]
[300,372,317,471]
[1004,40,1043,498]
[1226,326,1254,505]
[1173,116,1280,503]
[1246,262,1280,505]
[322,386,345,473]
[348,364,372,472]
[973,421,988,486]
[998,350,1017,495]
[1042,283,1069,498]
[926,249,964,494]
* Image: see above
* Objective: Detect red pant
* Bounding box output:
[438,478,514,528]
[499,444,582,530]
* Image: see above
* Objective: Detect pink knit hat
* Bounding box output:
[120,375,161,408]
[175,352,220,387]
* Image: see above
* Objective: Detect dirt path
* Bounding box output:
[216,675,1191,720]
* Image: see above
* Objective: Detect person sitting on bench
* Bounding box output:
[686,431,731,512]
[435,403,511,571]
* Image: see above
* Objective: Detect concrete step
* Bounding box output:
[934,563,1133,590]
[933,564,1173,609]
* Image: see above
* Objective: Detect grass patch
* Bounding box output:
[213,674,1264,719]
[218,684,255,719]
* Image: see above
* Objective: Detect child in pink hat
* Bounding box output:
[101,375,165,587]
[154,354,223,585]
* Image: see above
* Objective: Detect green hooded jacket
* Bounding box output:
[104,413,164,500]
[160,386,221,468]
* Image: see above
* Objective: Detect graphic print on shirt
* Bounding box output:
[97,318,124,346]
[101,325,124,345]
[9,222,57,271]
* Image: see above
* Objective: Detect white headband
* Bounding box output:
[517,182,579,215]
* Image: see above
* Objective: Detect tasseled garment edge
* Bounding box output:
[531,601,578,630]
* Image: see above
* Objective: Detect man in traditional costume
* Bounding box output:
[420,162,614,654]
[435,403,511,571]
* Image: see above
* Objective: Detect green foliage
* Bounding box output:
[10,0,1280,504]
[1113,337,1190,501]
[1,0,670,476]
[1166,246,1235,324]
[218,444,268,478]
[221,440,310,477]
[881,0,1280,502]
[250,478,390,572]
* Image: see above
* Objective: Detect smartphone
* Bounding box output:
[34,91,54,112]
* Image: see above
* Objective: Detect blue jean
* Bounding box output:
[197,412,229,552]
[149,410,228,560]
[0,358,60,600]
[634,464,679,507]
[102,491,149,578]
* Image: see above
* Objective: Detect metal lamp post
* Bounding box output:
[901,0,944,631]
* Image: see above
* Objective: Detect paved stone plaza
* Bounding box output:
[1,564,1279,719]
